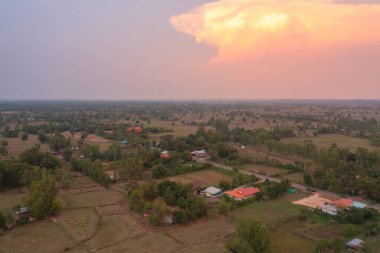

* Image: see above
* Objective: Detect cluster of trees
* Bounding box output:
[70,158,110,187]
[0,140,8,156]
[20,147,61,170]
[128,180,207,224]
[0,161,41,190]
[335,207,379,225]
[2,126,19,138]
[226,218,272,253]
[26,173,62,220]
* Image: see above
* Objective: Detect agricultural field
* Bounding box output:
[232,192,308,223]
[166,169,233,188]
[0,134,49,158]
[238,164,289,177]
[283,134,379,151]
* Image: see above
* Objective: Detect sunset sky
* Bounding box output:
[1,0,380,100]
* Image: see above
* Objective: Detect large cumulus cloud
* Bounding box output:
[170,0,380,59]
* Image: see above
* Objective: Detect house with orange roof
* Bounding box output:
[332,198,353,209]
[127,126,142,133]
[225,186,260,201]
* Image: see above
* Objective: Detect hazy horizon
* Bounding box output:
[1,0,380,100]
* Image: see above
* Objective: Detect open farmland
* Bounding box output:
[166,169,232,187]
[283,134,379,151]
[0,135,49,158]
[232,192,309,223]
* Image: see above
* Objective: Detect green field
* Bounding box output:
[232,192,308,223]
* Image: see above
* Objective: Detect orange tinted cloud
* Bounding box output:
[170,0,380,60]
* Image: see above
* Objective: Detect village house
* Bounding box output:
[191,150,208,158]
[160,151,170,159]
[225,186,260,201]
[127,126,142,133]
[13,207,31,222]
[203,186,222,198]
[346,238,365,250]
[332,198,353,209]
[321,204,338,216]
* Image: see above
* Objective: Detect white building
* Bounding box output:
[321,204,338,216]
[203,186,222,197]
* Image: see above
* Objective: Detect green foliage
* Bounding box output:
[0,212,5,229]
[37,130,49,143]
[226,218,272,253]
[336,207,379,225]
[218,198,232,216]
[71,158,110,187]
[128,188,146,213]
[129,180,207,224]
[20,147,61,170]
[49,134,70,152]
[114,157,144,183]
[26,174,62,219]
[21,133,28,141]
[314,239,344,253]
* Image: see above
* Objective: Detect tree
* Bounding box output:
[26,173,62,219]
[226,218,272,253]
[0,212,5,229]
[37,130,49,143]
[218,198,232,215]
[115,157,144,183]
[21,133,28,141]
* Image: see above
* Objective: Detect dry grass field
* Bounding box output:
[238,164,289,177]
[0,192,27,215]
[0,220,75,253]
[0,134,49,158]
[166,169,232,187]
[283,134,379,151]
[58,208,99,241]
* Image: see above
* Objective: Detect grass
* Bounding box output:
[0,220,75,253]
[283,134,379,151]
[0,192,27,215]
[238,164,288,177]
[283,172,305,184]
[0,134,49,158]
[166,169,233,188]
[57,208,99,242]
[232,192,309,223]
[85,214,143,250]
[62,189,124,208]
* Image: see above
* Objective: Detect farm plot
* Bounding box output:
[166,169,232,188]
[63,189,124,208]
[0,134,49,158]
[85,214,144,250]
[57,208,99,242]
[239,164,288,177]
[0,221,75,253]
[96,232,182,253]
[165,217,234,249]
[84,134,112,151]
[0,192,27,215]
[282,134,379,151]
[233,192,309,223]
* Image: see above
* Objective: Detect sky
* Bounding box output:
[0,0,380,100]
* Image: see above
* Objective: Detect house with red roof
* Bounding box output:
[127,126,142,133]
[332,198,353,209]
[225,186,260,201]
[160,151,170,159]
